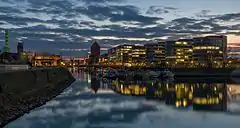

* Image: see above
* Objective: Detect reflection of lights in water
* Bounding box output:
[87,74,91,83]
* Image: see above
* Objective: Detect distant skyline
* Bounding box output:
[0,0,239,57]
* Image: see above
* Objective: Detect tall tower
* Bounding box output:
[90,41,100,64]
[17,41,24,54]
[4,29,10,52]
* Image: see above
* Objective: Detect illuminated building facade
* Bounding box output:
[227,46,240,68]
[165,40,193,68]
[227,58,240,68]
[131,45,146,67]
[193,35,227,68]
[24,51,35,62]
[103,35,227,68]
[107,44,147,67]
[144,43,165,67]
[107,47,117,65]
[116,44,133,66]
[193,83,227,111]
[33,53,61,67]
[99,53,108,65]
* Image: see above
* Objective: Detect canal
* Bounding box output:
[6,70,240,128]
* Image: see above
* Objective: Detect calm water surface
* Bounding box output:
[6,70,240,128]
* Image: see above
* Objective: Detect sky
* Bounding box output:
[0,0,239,57]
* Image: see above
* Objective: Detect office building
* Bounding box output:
[99,53,108,64]
[111,44,146,67]
[17,42,24,54]
[17,41,26,62]
[165,40,193,68]
[107,47,117,65]
[131,45,146,67]
[33,53,61,67]
[116,44,133,66]
[145,43,165,67]
[193,35,227,68]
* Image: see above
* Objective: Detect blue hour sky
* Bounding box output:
[0,0,239,57]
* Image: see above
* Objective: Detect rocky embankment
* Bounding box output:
[0,67,75,127]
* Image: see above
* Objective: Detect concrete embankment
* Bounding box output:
[171,68,240,77]
[0,67,75,127]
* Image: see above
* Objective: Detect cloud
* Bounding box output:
[146,6,178,15]
[75,5,162,24]
[0,0,239,57]
[80,0,125,4]
[171,17,199,24]
[0,6,23,14]
[0,14,44,27]
[213,13,240,21]
[196,10,212,18]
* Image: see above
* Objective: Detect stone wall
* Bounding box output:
[0,67,75,127]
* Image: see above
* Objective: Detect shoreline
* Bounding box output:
[0,79,75,128]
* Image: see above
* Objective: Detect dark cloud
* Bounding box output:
[26,0,73,17]
[213,13,240,21]
[80,21,96,27]
[75,5,162,24]
[196,10,211,18]
[146,6,178,15]
[227,31,240,36]
[0,22,5,25]
[171,17,199,24]
[0,0,14,4]
[0,14,43,26]
[229,24,240,30]
[27,0,49,9]
[167,17,200,31]
[80,0,125,4]
[0,6,23,14]
[163,6,178,10]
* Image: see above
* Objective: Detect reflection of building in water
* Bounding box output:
[111,80,147,96]
[146,81,166,100]
[165,83,176,105]
[228,84,240,100]
[193,83,227,111]
[90,76,100,93]
[175,83,193,108]
[110,80,228,111]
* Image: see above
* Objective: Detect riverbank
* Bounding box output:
[0,67,75,127]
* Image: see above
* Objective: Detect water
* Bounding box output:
[6,70,240,128]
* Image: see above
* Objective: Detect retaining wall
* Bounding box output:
[171,68,239,77]
[0,67,75,127]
